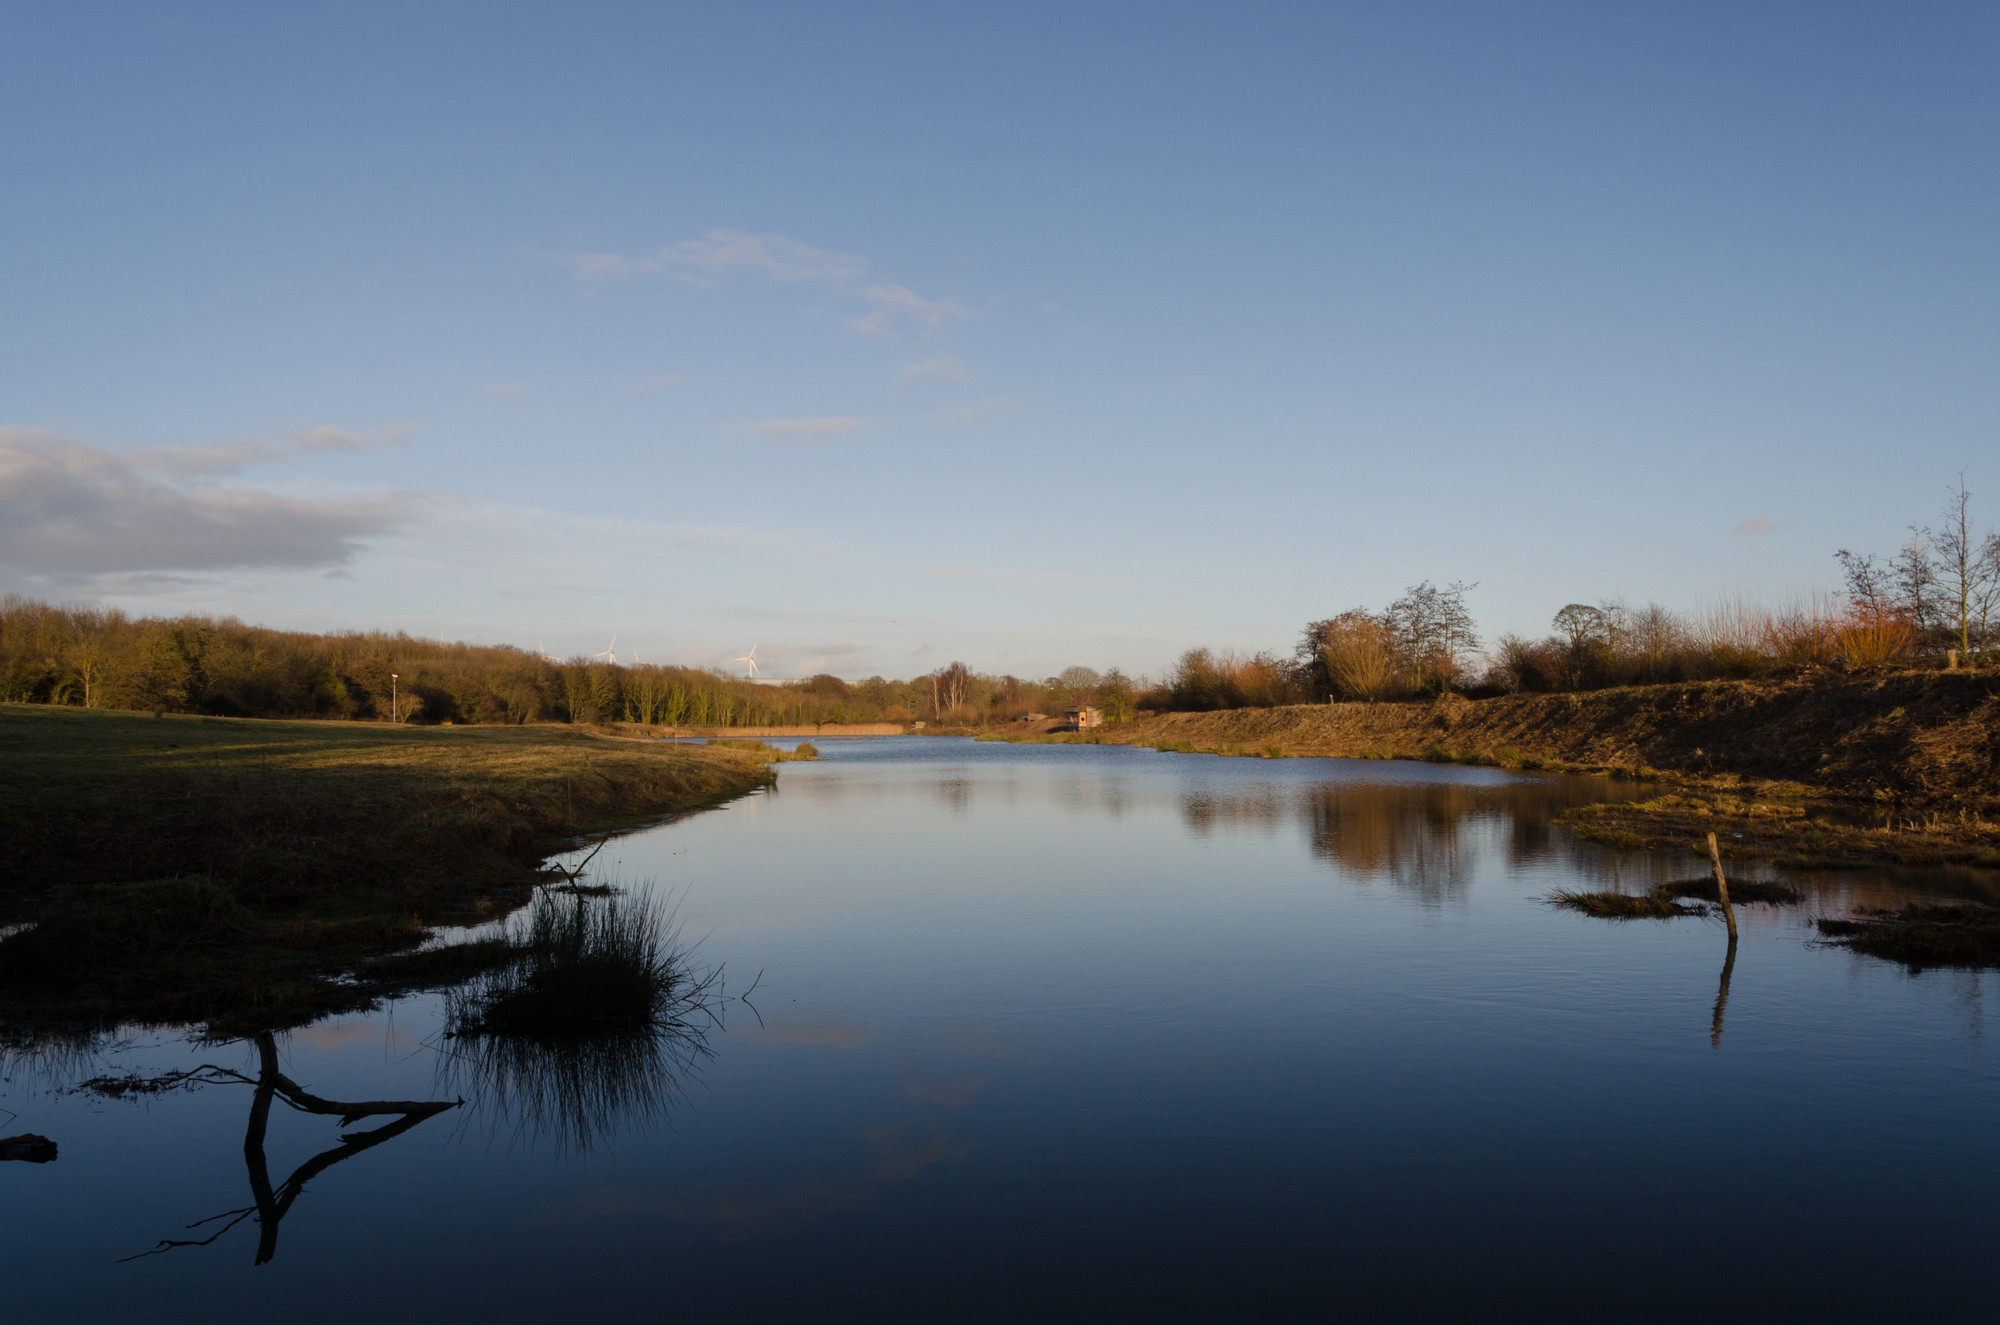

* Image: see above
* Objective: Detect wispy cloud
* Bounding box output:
[851,284,966,337]
[0,425,419,580]
[111,422,411,479]
[1733,516,1783,535]
[897,353,975,383]
[288,423,410,452]
[544,229,964,339]
[550,230,867,286]
[744,416,864,441]
[478,382,527,398]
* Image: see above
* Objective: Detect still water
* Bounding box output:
[4,738,1996,1319]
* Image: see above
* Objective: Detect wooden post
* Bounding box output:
[1707,831,1738,942]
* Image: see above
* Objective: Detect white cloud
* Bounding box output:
[1734,516,1778,535]
[897,354,975,383]
[860,283,965,328]
[0,426,419,579]
[546,229,964,338]
[744,416,864,440]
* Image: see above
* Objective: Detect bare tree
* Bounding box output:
[64,624,110,708]
[559,662,594,723]
[1385,581,1479,689]
[1551,604,1607,653]
[1055,665,1102,701]
[1928,471,2000,656]
[1893,532,1941,640]
[929,661,970,717]
[1629,601,1683,669]
[1835,548,1897,620]
[1982,529,2000,652]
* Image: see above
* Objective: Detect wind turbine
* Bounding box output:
[593,634,619,666]
[731,643,759,679]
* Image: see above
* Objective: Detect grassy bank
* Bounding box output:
[0,706,776,1033]
[1000,672,2000,867]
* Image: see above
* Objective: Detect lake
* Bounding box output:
[3,737,1994,1319]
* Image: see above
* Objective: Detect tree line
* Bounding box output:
[0,597,1136,728]
[0,599,890,727]
[1159,475,1998,709]
[5,475,1992,723]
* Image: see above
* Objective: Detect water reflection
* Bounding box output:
[1296,783,1485,901]
[116,1033,458,1265]
[1177,774,1649,903]
[437,1017,712,1156]
[1711,936,1738,1048]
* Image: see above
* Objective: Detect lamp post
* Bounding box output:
[391,673,399,725]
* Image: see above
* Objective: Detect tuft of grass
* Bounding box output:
[1816,903,2000,970]
[446,892,707,1038]
[708,737,820,762]
[1653,876,1802,905]
[1549,889,1706,919]
[1263,743,1285,759]
[1551,874,1803,920]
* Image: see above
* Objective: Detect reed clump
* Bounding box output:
[446,892,706,1038]
[1548,889,1707,919]
[1816,903,2000,970]
[1551,874,1803,919]
[1653,877,1802,905]
[705,737,819,762]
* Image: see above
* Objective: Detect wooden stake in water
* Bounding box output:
[1707,831,1738,942]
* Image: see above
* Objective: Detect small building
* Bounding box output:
[1062,706,1103,731]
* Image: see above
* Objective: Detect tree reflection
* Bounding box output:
[112,1032,459,1265]
[1296,783,1488,902]
[1276,773,1668,901]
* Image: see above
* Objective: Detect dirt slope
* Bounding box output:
[1083,672,2000,808]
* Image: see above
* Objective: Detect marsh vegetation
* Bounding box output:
[0,706,772,1030]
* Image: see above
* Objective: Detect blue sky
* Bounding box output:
[3,2,1994,679]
